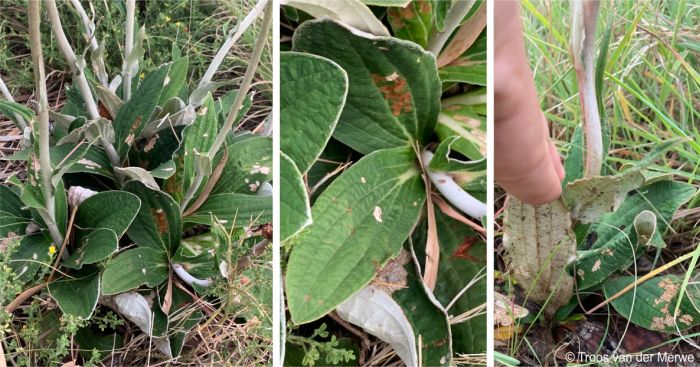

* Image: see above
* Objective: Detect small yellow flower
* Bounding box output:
[164,15,171,22]
[175,21,182,28]
[140,72,145,80]
[48,245,57,255]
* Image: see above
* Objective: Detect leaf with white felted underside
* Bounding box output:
[562,139,682,223]
[293,18,441,154]
[111,291,158,336]
[336,249,452,366]
[286,147,425,324]
[282,0,390,36]
[575,181,696,290]
[502,197,576,317]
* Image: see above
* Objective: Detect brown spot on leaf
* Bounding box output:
[143,134,159,152]
[452,237,482,262]
[151,208,169,234]
[371,73,413,117]
[98,101,112,119]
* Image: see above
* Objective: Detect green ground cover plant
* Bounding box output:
[0,1,272,365]
[280,0,487,365]
[496,1,700,365]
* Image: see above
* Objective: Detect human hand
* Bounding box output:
[494,1,565,206]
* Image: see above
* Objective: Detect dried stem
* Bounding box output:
[123,0,136,101]
[571,0,603,177]
[28,0,63,248]
[45,0,100,120]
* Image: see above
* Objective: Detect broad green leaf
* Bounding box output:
[113,62,172,158]
[124,181,182,256]
[414,210,486,354]
[215,89,253,126]
[502,198,576,316]
[182,94,218,193]
[305,139,355,203]
[63,228,118,269]
[158,57,188,105]
[9,233,53,283]
[51,142,94,188]
[604,275,700,332]
[387,1,434,48]
[212,136,272,195]
[429,136,485,172]
[575,181,696,290]
[286,147,426,323]
[438,63,486,85]
[161,286,204,357]
[293,19,441,154]
[283,0,390,36]
[101,247,169,295]
[185,193,272,227]
[48,267,100,319]
[280,153,311,243]
[280,52,348,174]
[6,145,113,178]
[131,125,186,171]
[0,185,31,236]
[75,191,140,238]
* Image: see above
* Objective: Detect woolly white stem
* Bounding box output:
[45,0,100,120]
[172,263,212,288]
[427,0,476,56]
[571,0,603,177]
[123,0,136,101]
[69,0,98,51]
[0,75,28,130]
[28,0,63,248]
[421,151,487,219]
[199,0,269,88]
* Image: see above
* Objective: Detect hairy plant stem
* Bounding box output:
[46,0,123,183]
[571,0,603,177]
[0,75,29,130]
[210,3,271,156]
[427,0,476,56]
[199,0,269,88]
[181,3,271,211]
[46,0,100,120]
[69,0,108,88]
[123,0,135,101]
[28,0,63,248]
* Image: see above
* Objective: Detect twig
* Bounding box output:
[432,194,485,235]
[199,0,269,88]
[571,0,603,177]
[5,284,46,313]
[235,239,270,272]
[28,0,63,248]
[123,0,136,101]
